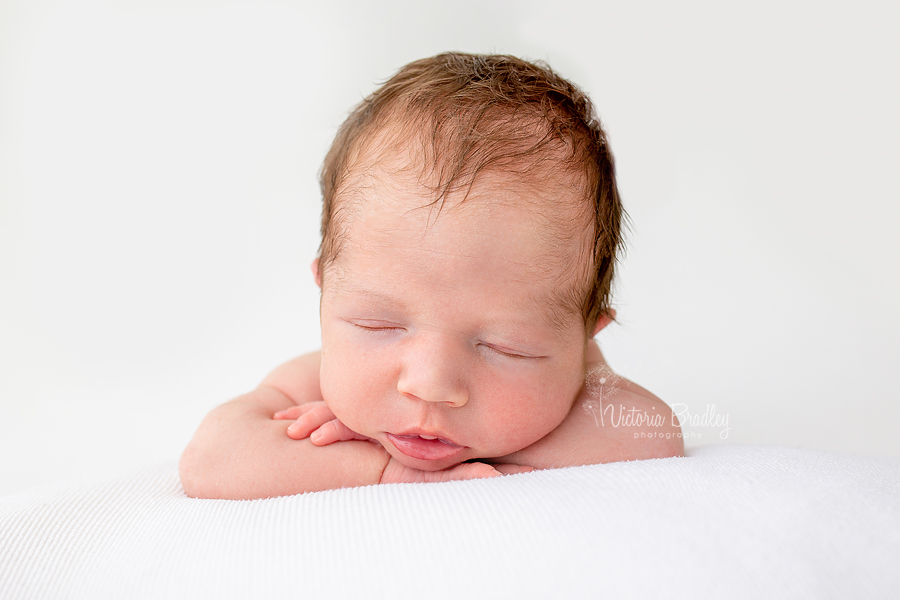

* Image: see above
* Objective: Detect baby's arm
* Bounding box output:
[492,340,684,469]
[180,353,518,498]
[179,353,392,499]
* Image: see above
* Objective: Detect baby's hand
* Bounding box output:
[272,401,372,446]
[380,459,533,484]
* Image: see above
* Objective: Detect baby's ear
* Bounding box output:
[592,308,617,336]
[311,258,322,288]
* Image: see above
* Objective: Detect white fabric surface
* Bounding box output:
[1,445,898,599]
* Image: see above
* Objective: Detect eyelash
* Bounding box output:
[352,322,537,359]
[480,344,534,360]
[353,322,403,332]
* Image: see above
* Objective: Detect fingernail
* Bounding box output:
[310,430,322,442]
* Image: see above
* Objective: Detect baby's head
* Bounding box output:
[318,52,623,334]
[314,53,625,469]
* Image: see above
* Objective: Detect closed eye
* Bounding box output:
[480,343,542,360]
[351,320,404,332]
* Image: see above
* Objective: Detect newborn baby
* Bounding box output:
[180,52,683,499]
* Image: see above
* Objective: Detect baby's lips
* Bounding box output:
[387,433,466,461]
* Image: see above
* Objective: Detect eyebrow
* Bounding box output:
[325,283,408,309]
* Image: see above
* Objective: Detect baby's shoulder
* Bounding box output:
[258,352,324,406]
[593,378,684,456]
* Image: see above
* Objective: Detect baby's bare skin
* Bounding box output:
[179,353,531,499]
[491,340,682,468]
[180,170,683,500]
[180,340,682,500]
[274,340,682,470]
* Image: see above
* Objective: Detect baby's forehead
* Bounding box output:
[342,178,588,266]
[339,146,592,243]
[332,165,595,322]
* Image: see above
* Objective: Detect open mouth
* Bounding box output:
[387,433,465,461]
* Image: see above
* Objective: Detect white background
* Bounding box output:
[1,0,898,496]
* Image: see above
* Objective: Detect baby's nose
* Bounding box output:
[396,335,469,407]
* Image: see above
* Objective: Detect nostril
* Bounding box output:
[397,353,469,406]
[444,389,468,408]
[397,384,468,407]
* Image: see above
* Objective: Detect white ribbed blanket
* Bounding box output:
[1,445,898,599]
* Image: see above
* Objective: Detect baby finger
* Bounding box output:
[286,403,336,440]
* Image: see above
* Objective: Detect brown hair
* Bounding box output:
[318,52,625,332]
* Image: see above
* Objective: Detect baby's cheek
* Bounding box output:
[319,355,384,435]
[317,351,338,404]
[318,355,353,417]
[512,384,578,441]
[480,395,550,450]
